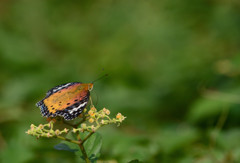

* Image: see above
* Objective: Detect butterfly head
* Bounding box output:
[88,83,93,91]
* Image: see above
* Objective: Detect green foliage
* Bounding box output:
[188,98,229,124]
[54,132,102,162]
[0,127,34,163]
[81,132,102,161]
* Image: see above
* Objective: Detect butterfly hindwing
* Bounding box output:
[36,82,91,120]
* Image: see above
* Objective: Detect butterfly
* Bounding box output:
[36,82,93,120]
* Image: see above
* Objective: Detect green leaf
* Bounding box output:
[57,132,79,152]
[187,98,229,124]
[82,132,102,162]
[54,143,79,152]
[60,132,102,162]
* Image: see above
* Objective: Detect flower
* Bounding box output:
[73,128,77,133]
[26,106,126,142]
[89,118,94,123]
[116,113,126,122]
[91,125,95,132]
[38,124,44,129]
[91,106,97,112]
[103,108,110,115]
[81,123,87,128]
[116,113,122,119]
[100,120,105,124]
[63,128,69,133]
[26,130,30,134]
[47,132,51,138]
[88,110,95,117]
[55,129,60,135]
[30,124,35,130]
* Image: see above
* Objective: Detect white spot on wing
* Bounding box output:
[68,102,87,114]
[53,83,73,93]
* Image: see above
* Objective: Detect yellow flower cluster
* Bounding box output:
[26,121,69,138]
[72,107,126,133]
[26,107,126,138]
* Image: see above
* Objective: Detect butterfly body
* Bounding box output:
[36,82,93,120]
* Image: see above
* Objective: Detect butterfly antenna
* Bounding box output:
[91,73,108,83]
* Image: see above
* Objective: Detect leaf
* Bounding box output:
[55,132,80,154]
[187,98,229,124]
[81,132,102,162]
[54,132,102,162]
[54,143,79,152]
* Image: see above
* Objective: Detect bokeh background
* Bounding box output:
[1,0,240,163]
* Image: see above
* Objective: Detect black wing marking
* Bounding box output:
[45,82,81,98]
[54,92,90,120]
[36,82,89,120]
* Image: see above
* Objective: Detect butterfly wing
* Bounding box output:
[36,82,90,120]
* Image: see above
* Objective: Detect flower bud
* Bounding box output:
[48,123,51,128]
[91,106,97,112]
[103,108,110,115]
[88,110,95,117]
[116,113,122,119]
[73,128,77,133]
[38,124,44,129]
[100,113,105,118]
[63,128,69,133]
[100,120,105,124]
[30,124,35,130]
[55,129,60,135]
[89,118,94,123]
[47,132,51,138]
[81,123,87,128]
[91,125,95,132]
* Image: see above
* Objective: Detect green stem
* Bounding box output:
[78,143,90,163]
[77,132,90,163]
[56,135,90,163]
[56,136,80,144]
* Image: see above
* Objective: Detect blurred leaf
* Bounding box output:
[187,97,230,124]
[218,129,240,150]
[155,125,199,154]
[58,132,102,162]
[54,143,78,152]
[0,127,34,163]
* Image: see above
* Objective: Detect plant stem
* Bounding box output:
[57,134,90,163]
[56,135,80,144]
[77,131,90,163]
[78,143,90,163]
[60,116,90,163]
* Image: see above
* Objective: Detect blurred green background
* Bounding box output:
[1,0,240,162]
